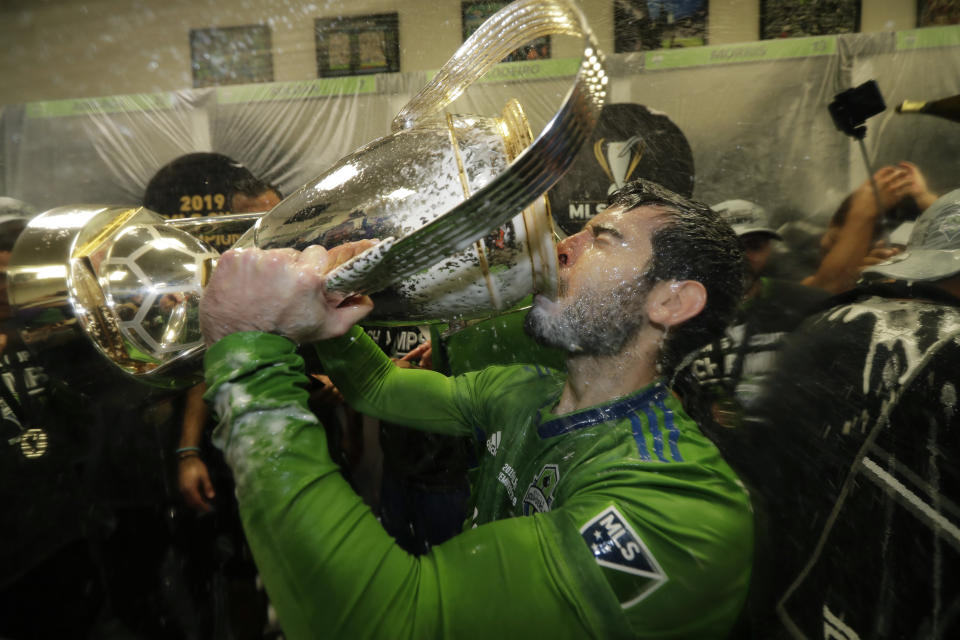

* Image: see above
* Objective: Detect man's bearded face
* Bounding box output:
[524,204,662,356]
[525,274,651,356]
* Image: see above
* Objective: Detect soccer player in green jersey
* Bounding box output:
[200,179,753,639]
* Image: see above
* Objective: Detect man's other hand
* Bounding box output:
[178,456,215,513]
[400,340,433,370]
[859,242,904,271]
[200,242,376,346]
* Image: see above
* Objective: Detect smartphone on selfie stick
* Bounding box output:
[828,80,888,240]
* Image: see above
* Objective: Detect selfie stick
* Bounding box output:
[845,126,887,244]
[856,136,884,227]
[829,80,888,243]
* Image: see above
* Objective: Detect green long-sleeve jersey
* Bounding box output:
[205,327,752,639]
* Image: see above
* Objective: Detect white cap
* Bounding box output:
[712,199,782,240]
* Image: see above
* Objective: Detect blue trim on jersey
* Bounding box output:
[627,414,652,461]
[642,403,669,462]
[655,396,684,462]
[522,364,551,378]
[536,382,671,440]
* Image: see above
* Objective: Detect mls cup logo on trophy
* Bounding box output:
[6,0,608,389]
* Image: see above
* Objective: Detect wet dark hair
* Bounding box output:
[608,179,746,375]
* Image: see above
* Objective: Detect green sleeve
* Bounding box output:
[205,332,634,640]
[313,325,475,437]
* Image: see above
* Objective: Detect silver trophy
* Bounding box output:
[7,0,607,389]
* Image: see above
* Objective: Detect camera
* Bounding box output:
[829,80,886,139]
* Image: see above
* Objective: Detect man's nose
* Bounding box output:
[556,231,587,267]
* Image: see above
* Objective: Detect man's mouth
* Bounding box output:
[533,293,561,312]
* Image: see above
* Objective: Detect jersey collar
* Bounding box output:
[536,381,669,439]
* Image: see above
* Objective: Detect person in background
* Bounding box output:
[676,199,828,431]
[0,203,109,638]
[370,331,474,555]
[198,179,752,639]
[736,189,960,638]
[229,175,284,216]
[2,198,212,638]
[803,161,937,294]
[146,153,281,516]
[144,152,282,639]
[144,151,282,253]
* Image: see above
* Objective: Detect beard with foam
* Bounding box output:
[524,276,651,356]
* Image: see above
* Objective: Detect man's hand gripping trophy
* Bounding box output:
[200,241,378,347]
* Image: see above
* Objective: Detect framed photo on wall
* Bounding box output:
[917,0,960,26]
[190,25,274,88]
[613,0,709,52]
[461,1,551,61]
[760,0,860,39]
[315,13,400,77]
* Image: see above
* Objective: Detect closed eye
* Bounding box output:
[591,223,624,243]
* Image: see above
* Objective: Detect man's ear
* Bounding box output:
[646,280,707,328]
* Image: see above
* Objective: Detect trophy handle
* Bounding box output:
[325,0,607,295]
[393,0,599,131]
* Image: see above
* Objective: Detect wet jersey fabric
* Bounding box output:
[740,286,960,638]
[205,328,752,639]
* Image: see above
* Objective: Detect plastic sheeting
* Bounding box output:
[1,26,958,230]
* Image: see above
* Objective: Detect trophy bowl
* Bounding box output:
[242,100,558,324]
